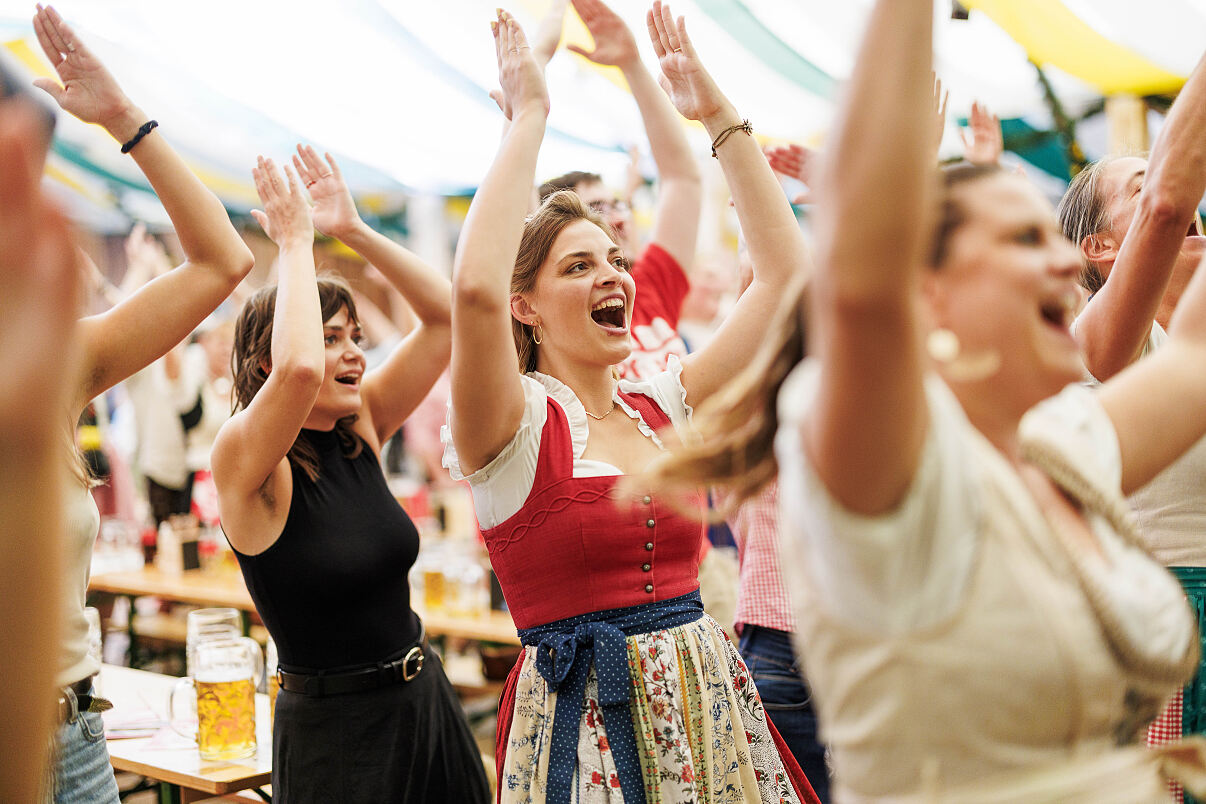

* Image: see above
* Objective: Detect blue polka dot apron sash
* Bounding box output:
[516,590,705,804]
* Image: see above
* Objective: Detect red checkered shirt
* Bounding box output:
[1148,690,1185,804]
[729,481,796,633]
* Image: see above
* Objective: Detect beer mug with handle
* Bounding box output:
[171,638,257,760]
[186,608,263,682]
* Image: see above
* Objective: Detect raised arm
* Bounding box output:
[0,101,79,803]
[451,11,549,474]
[1103,247,1206,493]
[32,5,253,411]
[799,0,935,514]
[292,145,451,448]
[1074,50,1206,381]
[211,158,322,552]
[645,3,807,406]
[570,0,701,266]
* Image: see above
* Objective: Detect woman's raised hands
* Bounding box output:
[569,0,640,69]
[250,157,312,249]
[646,0,726,124]
[492,10,549,122]
[292,145,360,241]
[32,5,132,130]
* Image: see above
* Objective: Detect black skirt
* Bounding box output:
[273,642,490,803]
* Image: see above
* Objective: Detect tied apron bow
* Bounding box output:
[518,590,704,804]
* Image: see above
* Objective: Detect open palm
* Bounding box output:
[32,5,130,127]
[293,145,359,239]
[569,0,638,67]
[647,2,723,122]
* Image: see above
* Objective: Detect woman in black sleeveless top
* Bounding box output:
[212,148,488,803]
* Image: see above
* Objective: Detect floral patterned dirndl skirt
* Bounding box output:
[497,613,806,804]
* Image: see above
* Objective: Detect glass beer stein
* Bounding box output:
[171,638,257,760]
[186,607,263,682]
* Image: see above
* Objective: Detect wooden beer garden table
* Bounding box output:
[101,663,271,804]
[89,565,521,646]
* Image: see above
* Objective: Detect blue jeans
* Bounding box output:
[740,624,831,804]
[49,682,119,804]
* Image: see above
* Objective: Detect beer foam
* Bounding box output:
[194,669,254,685]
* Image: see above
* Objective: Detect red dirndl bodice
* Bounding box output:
[479,389,705,631]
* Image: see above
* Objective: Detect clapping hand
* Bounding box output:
[765,143,819,204]
[492,9,549,122]
[292,145,359,240]
[959,101,1003,165]
[569,0,640,69]
[250,157,312,249]
[32,5,134,132]
[646,1,726,124]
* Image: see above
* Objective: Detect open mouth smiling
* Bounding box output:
[590,296,627,330]
[1039,291,1078,331]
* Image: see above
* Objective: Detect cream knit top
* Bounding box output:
[775,363,1196,802]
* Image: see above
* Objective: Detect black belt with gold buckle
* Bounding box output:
[276,626,427,698]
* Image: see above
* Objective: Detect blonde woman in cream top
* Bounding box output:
[776,371,1196,802]
[703,0,1206,797]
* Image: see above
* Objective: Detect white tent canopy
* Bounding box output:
[2,0,1203,226]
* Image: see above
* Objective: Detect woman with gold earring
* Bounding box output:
[653,0,1206,797]
[444,6,817,802]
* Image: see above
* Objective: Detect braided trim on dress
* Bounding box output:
[1021,437,1200,687]
[483,488,615,554]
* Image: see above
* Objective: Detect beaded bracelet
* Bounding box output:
[120,120,158,154]
[710,119,752,157]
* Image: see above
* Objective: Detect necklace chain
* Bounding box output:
[584,400,616,420]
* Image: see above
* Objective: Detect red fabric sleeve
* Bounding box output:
[630,242,690,331]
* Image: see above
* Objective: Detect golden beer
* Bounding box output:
[268,674,280,725]
[195,674,257,761]
[423,567,447,612]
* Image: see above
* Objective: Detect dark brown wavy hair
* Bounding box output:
[231,275,363,482]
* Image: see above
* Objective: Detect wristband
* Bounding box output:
[120,120,158,154]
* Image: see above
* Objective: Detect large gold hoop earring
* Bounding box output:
[532,324,543,345]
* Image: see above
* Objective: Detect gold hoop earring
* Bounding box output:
[532,324,543,345]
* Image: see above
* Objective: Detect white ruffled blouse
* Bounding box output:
[442,356,693,529]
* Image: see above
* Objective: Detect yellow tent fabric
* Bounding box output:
[962,0,1185,95]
